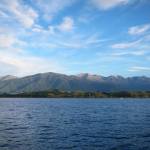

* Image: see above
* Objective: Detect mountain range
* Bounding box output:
[0,72,150,94]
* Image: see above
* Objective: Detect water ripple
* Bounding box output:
[0,98,150,150]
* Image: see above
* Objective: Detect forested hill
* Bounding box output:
[0,90,150,98]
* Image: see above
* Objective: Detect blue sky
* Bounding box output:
[0,0,150,77]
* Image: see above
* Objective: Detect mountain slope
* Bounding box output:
[0,72,149,93]
[0,75,18,81]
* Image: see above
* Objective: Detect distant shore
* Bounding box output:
[0,90,150,98]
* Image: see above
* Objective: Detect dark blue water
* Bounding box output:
[0,98,150,150]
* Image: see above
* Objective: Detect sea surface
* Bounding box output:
[0,98,150,150]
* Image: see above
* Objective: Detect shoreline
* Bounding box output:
[0,97,150,99]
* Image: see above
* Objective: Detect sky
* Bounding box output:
[0,0,150,77]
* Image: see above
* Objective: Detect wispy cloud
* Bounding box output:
[0,10,8,17]
[0,34,26,49]
[128,66,150,72]
[0,0,38,28]
[111,40,141,49]
[91,0,128,10]
[112,50,147,56]
[128,24,150,35]
[0,35,18,48]
[33,0,76,20]
[29,26,106,50]
[32,16,74,34]
[0,50,65,76]
[55,34,106,49]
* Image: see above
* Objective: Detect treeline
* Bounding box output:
[0,90,150,98]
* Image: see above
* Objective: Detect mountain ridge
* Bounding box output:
[0,72,149,94]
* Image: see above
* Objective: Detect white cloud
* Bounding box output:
[85,34,108,45]
[0,35,16,48]
[0,34,26,48]
[33,0,75,20]
[55,33,106,49]
[31,24,56,36]
[128,66,150,72]
[91,0,128,10]
[128,24,150,35]
[57,17,74,32]
[0,50,65,76]
[112,50,147,56]
[111,40,141,49]
[0,0,38,28]
[32,17,74,34]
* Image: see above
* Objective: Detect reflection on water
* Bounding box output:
[0,98,150,150]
